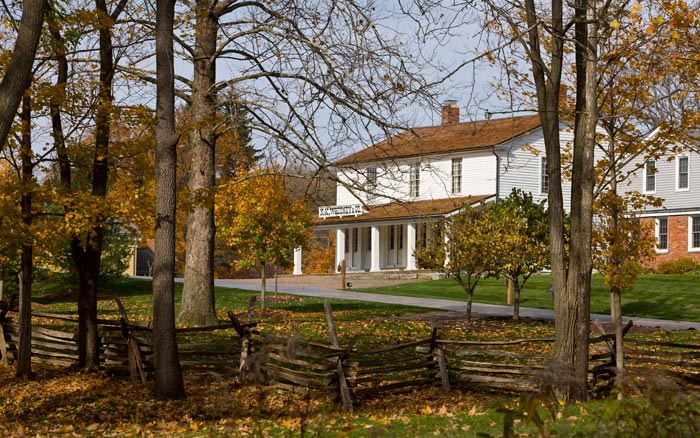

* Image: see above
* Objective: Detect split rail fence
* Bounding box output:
[1,298,700,411]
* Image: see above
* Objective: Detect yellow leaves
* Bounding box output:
[610,19,621,30]
[215,166,312,270]
[629,3,643,16]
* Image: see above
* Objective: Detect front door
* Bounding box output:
[350,227,362,270]
[386,224,405,268]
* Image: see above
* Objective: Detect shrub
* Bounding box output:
[656,257,700,274]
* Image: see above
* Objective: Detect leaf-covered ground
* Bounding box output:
[8,277,699,436]
[0,364,515,437]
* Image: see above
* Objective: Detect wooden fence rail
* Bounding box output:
[2,299,699,411]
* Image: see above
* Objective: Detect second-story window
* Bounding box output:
[677,156,689,190]
[366,167,378,200]
[645,159,656,193]
[541,156,549,195]
[409,163,420,197]
[451,158,462,194]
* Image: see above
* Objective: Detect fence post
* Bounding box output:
[229,296,260,385]
[116,298,148,384]
[0,322,8,365]
[430,319,450,393]
[324,299,353,413]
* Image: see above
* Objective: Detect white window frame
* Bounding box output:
[676,155,690,191]
[690,216,700,252]
[643,159,657,194]
[656,217,668,253]
[409,163,420,198]
[540,156,549,195]
[451,158,462,194]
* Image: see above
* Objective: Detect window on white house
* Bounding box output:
[677,156,689,190]
[645,160,656,193]
[389,225,395,250]
[451,158,462,194]
[398,224,404,250]
[541,156,549,194]
[344,228,349,253]
[352,228,358,252]
[366,167,378,200]
[656,217,668,252]
[691,217,700,250]
[409,163,420,197]
[366,229,372,251]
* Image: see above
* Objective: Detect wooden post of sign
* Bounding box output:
[340,259,347,290]
[506,278,513,305]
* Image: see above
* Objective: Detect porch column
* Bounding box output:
[293,247,302,275]
[370,225,381,272]
[406,223,417,270]
[336,228,346,273]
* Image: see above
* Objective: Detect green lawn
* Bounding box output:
[358,273,700,321]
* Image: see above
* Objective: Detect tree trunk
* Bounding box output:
[72,0,117,369]
[260,263,267,311]
[180,0,218,326]
[0,0,46,149]
[606,121,625,387]
[512,278,520,321]
[523,0,587,402]
[153,0,185,400]
[16,95,34,379]
[563,0,598,402]
[465,288,473,323]
[17,250,32,379]
[73,239,101,368]
[47,7,70,188]
[610,286,625,385]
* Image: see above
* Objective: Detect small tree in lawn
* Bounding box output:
[217,168,312,310]
[593,190,656,379]
[489,189,550,321]
[414,206,497,322]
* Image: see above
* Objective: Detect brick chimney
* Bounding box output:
[441,100,459,125]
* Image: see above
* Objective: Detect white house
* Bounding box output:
[625,142,700,267]
[304,101,576,273]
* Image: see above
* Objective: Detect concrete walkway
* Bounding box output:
[213,279,700,331]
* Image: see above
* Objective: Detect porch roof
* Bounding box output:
[313,194,495,227]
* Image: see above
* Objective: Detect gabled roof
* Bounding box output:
[335,114,542,166]
[314,194,494,226]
